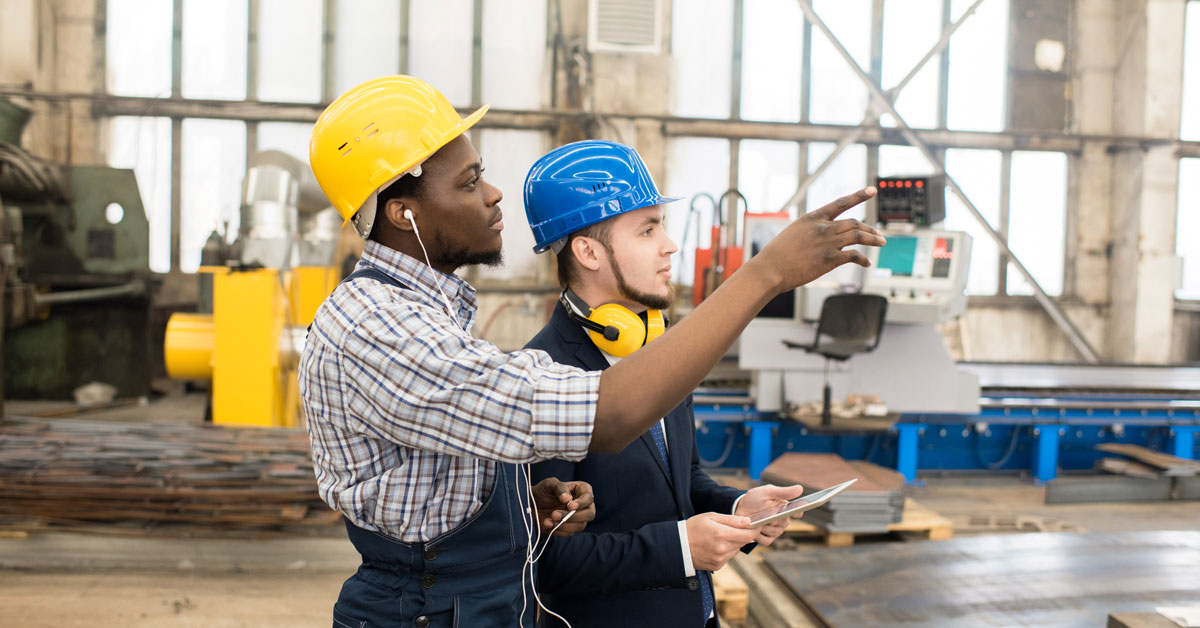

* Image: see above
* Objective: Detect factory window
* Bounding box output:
[409,0,475,108]
[180,119,247,272]
[181,0,248,101]
[671,0,734,119]
[105,0,172,98]
[1183,0,1200,141]
[102,0,548,272]
[257,0,324,103]
[1007,151,1068,297]
[881,0,942,129]
[474,129,548,282]
[807,143,867,220]
[808,0,871,126]
[256,122,315,163]
[482,0,549,110]
[665,137,731,285]
[947,0,1009,132]
[740,0,803,123]
[878,145,936,178]
[107,116,173,273]
[1178,158,1200,300]
[943,149,1002,296]
[738,140,801,215]
[333,0,402,96]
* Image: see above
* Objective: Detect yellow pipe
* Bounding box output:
[164,313,215,380]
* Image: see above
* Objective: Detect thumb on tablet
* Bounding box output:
[765,484,805,501]
[707,513,751,528]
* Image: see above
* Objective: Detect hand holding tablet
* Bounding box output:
[746,478,858,527]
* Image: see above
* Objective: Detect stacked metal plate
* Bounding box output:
[761,453,905,533]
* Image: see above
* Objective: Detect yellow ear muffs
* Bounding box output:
[585,305,666,357]
[561,289,666,358]
[586,303,646,357]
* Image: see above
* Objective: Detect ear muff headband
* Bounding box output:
[560,290,618,340]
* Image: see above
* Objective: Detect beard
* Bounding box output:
[433,231,505,270]
[605,243,673,311]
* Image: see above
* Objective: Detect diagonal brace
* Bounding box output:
[794,0,1100,363]
[781,0,989,215]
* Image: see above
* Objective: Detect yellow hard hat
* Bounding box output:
[309,75,489,238]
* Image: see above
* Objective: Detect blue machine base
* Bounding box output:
[695,408,1200,484]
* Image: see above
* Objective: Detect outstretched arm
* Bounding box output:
[591,188,883,452]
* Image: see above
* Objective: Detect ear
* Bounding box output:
[382,198,416,233]
[571,236,604,272]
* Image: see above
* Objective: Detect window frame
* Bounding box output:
[100,0,552,275]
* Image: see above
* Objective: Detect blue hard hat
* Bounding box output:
[524,140,680,253]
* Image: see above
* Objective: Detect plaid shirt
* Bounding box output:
[299,240,599,542]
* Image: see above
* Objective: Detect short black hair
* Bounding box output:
[368,174,425,241]
[555,220,614,288]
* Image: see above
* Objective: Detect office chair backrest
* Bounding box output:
[814,293,889,351]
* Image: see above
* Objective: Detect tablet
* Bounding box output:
[746,479,858,527]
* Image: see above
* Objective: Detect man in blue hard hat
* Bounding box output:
[523,140,807,628]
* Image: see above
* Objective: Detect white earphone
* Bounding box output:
[403,207,461,327]
[516,463,574,628]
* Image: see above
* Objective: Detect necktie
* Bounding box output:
[649,421,669,466]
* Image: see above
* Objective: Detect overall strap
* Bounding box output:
[307,266,413,335]
[343,266,410,290]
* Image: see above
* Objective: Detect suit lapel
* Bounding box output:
[639,427,673,488]
[663,402,690,512]
[551,304,610,373]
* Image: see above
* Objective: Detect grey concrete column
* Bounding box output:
[1103,0,1185,363]
[1070,0,1116,311]
[52,0,103,165]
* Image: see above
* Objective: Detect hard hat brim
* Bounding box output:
[533,194,684,254]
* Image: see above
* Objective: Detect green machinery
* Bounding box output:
[0,99,153,403]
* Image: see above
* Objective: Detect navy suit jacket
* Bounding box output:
[526,302,746,628]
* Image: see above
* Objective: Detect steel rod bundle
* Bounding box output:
[0,416,340,533]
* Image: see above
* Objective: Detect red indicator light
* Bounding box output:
[916,180,924,188]
[904,181,912,188]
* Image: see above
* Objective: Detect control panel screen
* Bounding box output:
[877,235,918,277]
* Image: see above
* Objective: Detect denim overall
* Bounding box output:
[328,267,536,628]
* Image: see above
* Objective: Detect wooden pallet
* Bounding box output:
[783,498,953,547]
[713,564,749,623]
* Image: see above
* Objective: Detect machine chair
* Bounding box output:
[783,294,888,426]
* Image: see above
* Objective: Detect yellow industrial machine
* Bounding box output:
[164,151,341,428]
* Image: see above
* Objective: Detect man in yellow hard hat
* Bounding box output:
[301,75,885,628]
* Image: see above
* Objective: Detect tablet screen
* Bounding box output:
[747,478,858,527]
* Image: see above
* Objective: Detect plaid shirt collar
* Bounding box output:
[359,239,478,320]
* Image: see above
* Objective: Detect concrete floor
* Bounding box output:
[0,572,349,628]
[3,396,1198,626]
[2,474,1198,627]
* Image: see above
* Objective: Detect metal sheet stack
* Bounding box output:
[0,416,340,534]
[1096,443,1200,478]
[1045,443,1200,505]
[760,453,905,533]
